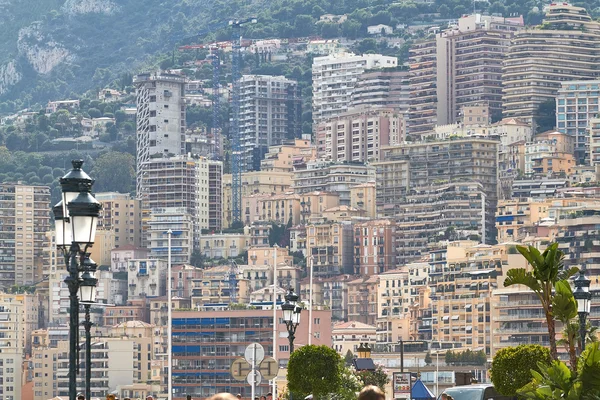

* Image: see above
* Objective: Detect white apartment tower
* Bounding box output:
[312,53,398,125]
[141,156,223,259]
[239,75,302,171]
[134,72,187,196]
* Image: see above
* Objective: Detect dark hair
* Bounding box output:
[358,385,385,400]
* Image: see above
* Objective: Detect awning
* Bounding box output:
[451,315,459,320]
[442,316,449,321]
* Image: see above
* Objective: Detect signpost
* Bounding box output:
[393,372,412,399]
[231,343,276,399]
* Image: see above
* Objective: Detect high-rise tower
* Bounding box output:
[134,73,187,198]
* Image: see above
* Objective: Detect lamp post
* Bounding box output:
[53,160,101,400]
[282,288,302,353]
[79,254,98,400]
[357,343,372,358]
[573,265,592,353]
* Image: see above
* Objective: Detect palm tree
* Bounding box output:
[504,243,579,360]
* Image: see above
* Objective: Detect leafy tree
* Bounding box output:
[319,22,341,38]
[344,350,354,366]
[424,352,432,365]
[189,250,205,268]
[90,151,135,194]
[490,344,552,397]
[288,345,342,399]
[88,108,102,119]
[518,342,600,399]
[504,243,578,360]
[534,99,556,133]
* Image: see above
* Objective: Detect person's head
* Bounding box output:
[357,385,385,400]
[124,398,131,400]
[208,394,240,400]
[260,396,266,400]
[145,396,154,400]
[266,393,272,400]
[236,395,242,400]
[446,396,454,400]
[77,394,85,400]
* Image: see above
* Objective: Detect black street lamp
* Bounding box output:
[282,288,302,353]
[53,160,101,400]
[79,255,98,400]
[573,264,592,353]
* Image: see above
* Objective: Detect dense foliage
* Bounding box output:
[490,344,552,396]
[288,345,343,399]
[444,349,487,366]
[518,342,600,400]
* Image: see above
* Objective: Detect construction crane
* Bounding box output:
[228,260,240,303]
[178,42,224,157]
[230,17,257,226]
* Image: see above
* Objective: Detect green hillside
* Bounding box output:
[1,0,600,110]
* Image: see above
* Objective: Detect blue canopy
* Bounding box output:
[412,379,435,400]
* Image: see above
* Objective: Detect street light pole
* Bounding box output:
[53,160,101,400]
[282,288,302,353]
[574,264,592,354]
[79,254,98,400]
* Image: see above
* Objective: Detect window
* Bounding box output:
[279,345,289,352]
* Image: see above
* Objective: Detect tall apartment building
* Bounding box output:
[96,192,142,248]
[0,293,35,400]
[306,221,354,276]
[0,183,50,289]
[353,219,396,276]
[375,138,499,265]
[243,192,301,226]
[171,309,332,399]
[222,170,293,228]
[135,72,187,195]
[291,160,376,205]
[431,242,525,356]
[503,4,600,126]
[141,156,223,250]
[409,14,523,135]
[239,75,302,171]
[316,107,405,163]
[589,117,600,166]
[556,80,600,163]
[347,275,379,325]
[312,52,398,125]
[32,325,157,400]
[148,208,194,264]
[350,69,410,112]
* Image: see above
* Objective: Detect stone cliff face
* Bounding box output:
[0,61,22,96]
[62,0,119,16]
[17,22,73,75]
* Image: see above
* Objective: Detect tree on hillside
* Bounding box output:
[90,151,135,194]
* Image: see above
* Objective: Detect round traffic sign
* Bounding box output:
[244,343,265,366]
[247,369,262,385]
[231,357,252,381]
[258,357,278,380]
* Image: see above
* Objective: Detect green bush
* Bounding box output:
[491,344,552,396]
